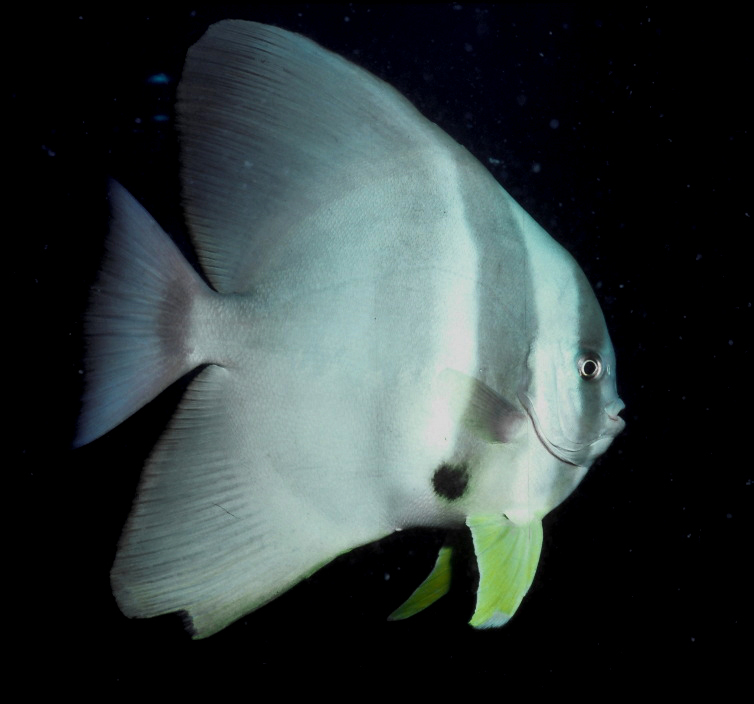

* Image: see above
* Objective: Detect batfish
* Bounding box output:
[75,20,625,638]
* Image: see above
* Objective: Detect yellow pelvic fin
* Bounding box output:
[388,545,453,621]
[467,515,543,628]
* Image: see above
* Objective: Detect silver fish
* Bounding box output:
[75,20,625,638]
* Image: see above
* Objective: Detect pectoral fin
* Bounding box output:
[467,515,543,628]
[388,545,453,621]
[439,369,526,443]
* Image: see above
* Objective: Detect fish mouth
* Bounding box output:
[606,399,627,430]
[517,391,621,468]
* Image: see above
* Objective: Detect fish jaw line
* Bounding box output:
[604,414,626,438]
[516,389,625,467]
[516,391,583,466]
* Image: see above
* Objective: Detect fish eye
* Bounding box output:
[578,354,603,380]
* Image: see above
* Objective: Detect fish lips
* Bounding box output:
[517,391,625,468]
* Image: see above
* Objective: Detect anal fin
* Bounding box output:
[111,364,382,638]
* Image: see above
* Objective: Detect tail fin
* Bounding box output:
[74,181,209,447]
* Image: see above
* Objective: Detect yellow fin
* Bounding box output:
[388,546,453,621]
[467,515,543,628]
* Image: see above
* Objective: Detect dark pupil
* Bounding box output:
[583,359,597,377]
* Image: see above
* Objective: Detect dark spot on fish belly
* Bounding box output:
[432,463,470,501]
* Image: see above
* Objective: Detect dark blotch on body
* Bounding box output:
[432,463,470,501]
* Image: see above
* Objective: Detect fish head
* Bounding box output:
[518,268,625,469]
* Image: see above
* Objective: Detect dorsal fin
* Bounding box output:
[177,20,462,293]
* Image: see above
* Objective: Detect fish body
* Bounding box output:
[76,21,624,637]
